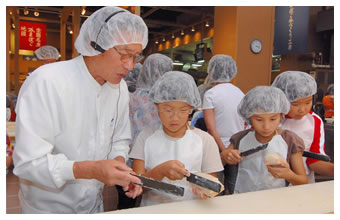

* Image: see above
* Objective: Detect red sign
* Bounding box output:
[19,21,46,51]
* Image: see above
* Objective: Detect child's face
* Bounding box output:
[287,96,313,120]
[156,101,192,137]
[250,113,282,140]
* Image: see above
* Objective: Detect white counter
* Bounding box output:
[108,181,334,214]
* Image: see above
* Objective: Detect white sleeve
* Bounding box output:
[108,82,131,161]
[202,90,215,110]
[13,74,75,189]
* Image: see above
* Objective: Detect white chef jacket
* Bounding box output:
[13,55,131,213]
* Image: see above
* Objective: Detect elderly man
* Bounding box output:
[13,6,148,213]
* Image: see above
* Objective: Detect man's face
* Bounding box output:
[98,43,143,84]
[287,96,313,120]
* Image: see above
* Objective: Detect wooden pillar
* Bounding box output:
[13,7,20,95]
[6,7,11,93]
[60,7,72,60]
[213,6,275,93]
[72,6,80,58]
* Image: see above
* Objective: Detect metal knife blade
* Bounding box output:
[130,174,184,197]
[240,143,269,157]
[302,151,331,162]
[185,173,221,193]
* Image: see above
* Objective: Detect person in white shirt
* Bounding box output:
[202,55,246,153]
[13,6,148,213]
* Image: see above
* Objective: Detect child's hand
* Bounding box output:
[192,185,210,200]
[160,160,189,180]
[267,160,292,179]
[221,148,242,165]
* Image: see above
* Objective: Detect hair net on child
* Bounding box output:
[207,54,237,83]
[149,71,201,108]
[271,71,317,102]
[326,84,334,95]
[237,86,290,124]
[34,46,60,60]
[197,84,213,103]
[124,63,142,92]
[75,6,148,56]
[136,53,173,90]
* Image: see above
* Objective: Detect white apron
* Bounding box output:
[234,131,288,193]
[141,126,203,206]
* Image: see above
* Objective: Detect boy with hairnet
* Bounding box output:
[130,71,224,206]
[272,71,334,183]
[223,86,308,194]
[129,53,173,146]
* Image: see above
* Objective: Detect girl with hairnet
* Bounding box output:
[202,55,246,153]
[129,53,173,146]
[272,71,334,183]
[223,86,308,194]
[124,63,142,93]
[130,71,224,206]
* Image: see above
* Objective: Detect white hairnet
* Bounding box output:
[149,71,201,108]
[136,53,173,90]
[124,63,143,93]
[197,84,213,103]
[327,84,334,95]
[207,54,237,83]
[75,6,148,56]
[271,71,317,102]
[34,45,60,60]
[238,86,290,124]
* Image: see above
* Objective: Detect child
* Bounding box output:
[130,71,224,206]
[222,86,308,194]
[272,71,334,183]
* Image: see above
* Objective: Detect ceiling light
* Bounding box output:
[81,7,86,15]
[205,21,210,27]
[180,30,184,35]
[173,62,184,66]
[162,37,166,42]
[191,26,195,32]
[172,33,175,39]
[11,23,15,29]
[24,8,29,15]
[155,40,159,44]
[34,11,39,16]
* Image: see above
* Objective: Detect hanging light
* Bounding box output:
[11,23,15,29]
[191,26,195,32]
[24,8,29,15]
[162,36,166,42]
[155,39,159,44]
[81,6,86,15]
[34,11,39,16]
[171,33,175,39]
[205,21,210,27]
[180,29,184,35]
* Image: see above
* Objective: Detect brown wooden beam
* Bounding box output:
[144,19,186,28]
[141,7,160,18]
[72,7,80,58]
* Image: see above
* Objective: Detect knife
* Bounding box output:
[185,173,221,193]
[302,151,331,162]
[130,173,184,197]
[240,143,269,157]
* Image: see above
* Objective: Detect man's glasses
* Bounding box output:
[113,47,144,63]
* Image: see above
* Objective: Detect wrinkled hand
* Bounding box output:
[192,186,210,200]
[159,160,190,180]
[94,159,142,188]
[267,160,291,179]
[220,148,242,165]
